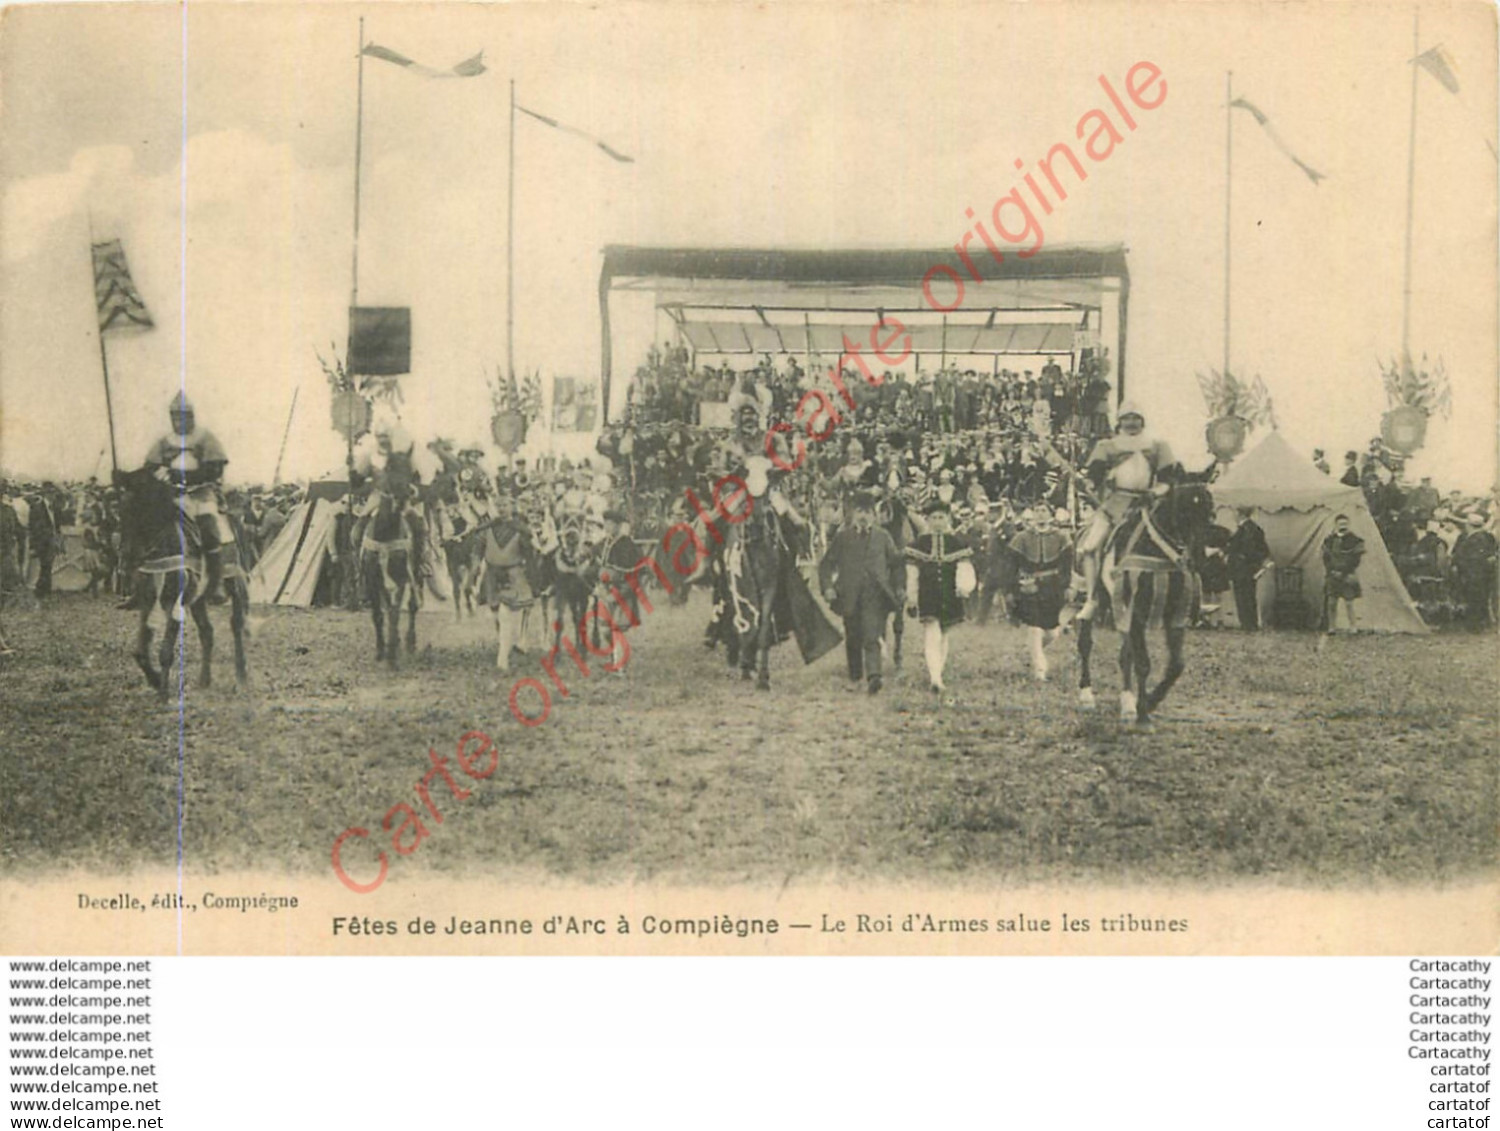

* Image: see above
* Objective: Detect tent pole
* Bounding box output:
[273,384,299,486]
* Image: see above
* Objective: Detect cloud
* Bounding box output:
[2,145,138,263]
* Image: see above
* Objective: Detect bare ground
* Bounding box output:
[1,593,1495,887]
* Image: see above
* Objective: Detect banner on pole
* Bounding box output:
[92,240,154,334]
[348,307,411,376]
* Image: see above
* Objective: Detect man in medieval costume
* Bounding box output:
[904,496,975,698]
[1009,507,1074,683]
[142,391,229,603]
[1075,399,1180,621]
[480,492,534,671]
[1320,513,1365,634]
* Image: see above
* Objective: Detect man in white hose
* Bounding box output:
[904,496,976,699]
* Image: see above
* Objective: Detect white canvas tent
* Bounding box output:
[1211,430,1427,633]
[39,527,94,592]
[248,498,341,607]
[249,491,453,608]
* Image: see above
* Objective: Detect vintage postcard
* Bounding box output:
[0,0,1495,956]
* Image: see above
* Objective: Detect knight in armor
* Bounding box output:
[1075,399,1180,621]
[143,391,229,603]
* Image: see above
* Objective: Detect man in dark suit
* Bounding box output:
[1225,506,1272,630]
[28,487,57,599]
[819,491,905,694]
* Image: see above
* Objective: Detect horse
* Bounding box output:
[876,492,920,670]
[355,458,425,670]
[724,488,799,691]
[423,471,483,621]
[114,467,248,698]
[1076,481,1215,727]
[552,523,597,652]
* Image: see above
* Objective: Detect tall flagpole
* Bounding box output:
[1401,8,1419,361]
[351,16,366,308]
[507,78,516,382]
[86,214,120,473]
[1224,70,1233,378]
[345,17,366,611]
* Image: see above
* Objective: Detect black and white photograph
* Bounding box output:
[0,0,1495,956]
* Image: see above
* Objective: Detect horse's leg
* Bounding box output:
[1130,577,1153,724]
[157,596,181,704]
[1117,576,1137,721]
[190,597,214,689]
[739,624,756,681]
[134,599,162,691]
[230,579,248,684]
[1145,624,1186,716]
[755,577,776,691]
[1144,577,1187,716]
[388,588,403,670]
[404,562,418,654]
[496,604,513,671]
[1076,618,1095,707]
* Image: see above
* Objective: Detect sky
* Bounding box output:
[1,1,1496,490]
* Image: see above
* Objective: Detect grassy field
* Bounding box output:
[1,592,1495,886]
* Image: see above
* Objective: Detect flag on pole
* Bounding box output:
[516,103,634,163]
[1230,97,1326,185]
[91,240,154,333]
[362,43,487,79]
[1414,45,1460,93]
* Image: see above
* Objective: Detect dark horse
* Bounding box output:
[355,456,425,669]
[424,470,482,620]
[1076,481,1215,726]
[724,490,806,691]
[877,492,919,671]
[115,467,248,698]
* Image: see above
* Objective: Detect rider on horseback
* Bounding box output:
[141,391,229,603]
[1075,398,1181,621]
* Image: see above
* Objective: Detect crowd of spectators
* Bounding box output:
[0,475,306,608]
[1309,440,1497,630]
[626,342,1115,442]
[2,350,1493,638]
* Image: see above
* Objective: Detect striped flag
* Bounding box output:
[91,240,153,334]
[362,43,486,79]
[1414,45,1460,93]
[516,103,634,163]
[1230,97,1326,185]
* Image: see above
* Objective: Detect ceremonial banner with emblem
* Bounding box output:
[91,239,154,334]
[348,306,411,376]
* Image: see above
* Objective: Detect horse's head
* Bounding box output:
[113,467,186,562]
[1158,481,1216,566]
